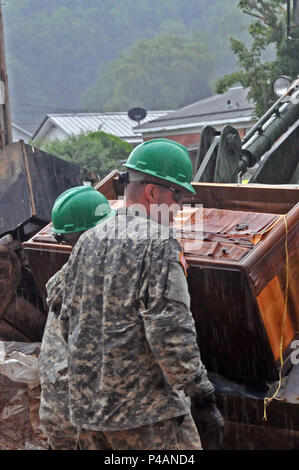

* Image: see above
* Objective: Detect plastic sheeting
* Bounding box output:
[210,368,299,405]
[209,372,267,399]
[267,364,299,404]
[0,341,48,450]
[0,350,39,387]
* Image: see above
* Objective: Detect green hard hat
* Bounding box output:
[52,186,114,234]
[123,138,195,194]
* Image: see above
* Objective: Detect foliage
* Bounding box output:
[82,35,213,111]
[39,131,133,178]
[214,0,299,116]
[82,0,250,111]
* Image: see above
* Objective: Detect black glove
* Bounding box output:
[190,393,224,450]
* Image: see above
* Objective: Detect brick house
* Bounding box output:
[133,87,256,164]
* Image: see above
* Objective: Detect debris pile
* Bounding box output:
[0,341,47,450]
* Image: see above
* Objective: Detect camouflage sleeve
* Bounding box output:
[139,238,214,399]
[45,263,69,342]
[46,263,67,315]
[57,239,86,342]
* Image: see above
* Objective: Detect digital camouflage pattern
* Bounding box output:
[78,412,202,450]
[38,265,77,450]
[60,206,214,432]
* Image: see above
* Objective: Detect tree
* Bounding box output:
[82,35,214,111]
[214,0,299,117]
[39,131,133,178]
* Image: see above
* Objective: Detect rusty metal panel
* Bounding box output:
[0,141,98,236]
[176,207,282,249]
[178,204,299,384]
[185,182,299,214]
[22,223,71,301]
[188,265,279,383]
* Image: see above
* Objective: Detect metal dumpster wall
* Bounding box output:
[0,141,98,236]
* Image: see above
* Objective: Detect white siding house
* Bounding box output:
[12,123,33,143]
[32,111,168,146]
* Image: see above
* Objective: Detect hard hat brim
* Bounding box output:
[123,163,196,194]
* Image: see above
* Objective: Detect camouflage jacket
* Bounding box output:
[38,264,71,427]
[59,206,214,431]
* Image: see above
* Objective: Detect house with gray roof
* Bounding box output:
[133,87,256,153]
[12,123,33,143]
[32,110,168,146]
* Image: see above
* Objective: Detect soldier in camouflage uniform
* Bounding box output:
[58,140,224,450]
[38,186,114,450]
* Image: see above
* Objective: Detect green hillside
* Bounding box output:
[3,0,249,131]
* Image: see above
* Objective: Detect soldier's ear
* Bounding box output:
[144,183,158,203]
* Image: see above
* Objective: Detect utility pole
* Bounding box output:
[0,3,12,150]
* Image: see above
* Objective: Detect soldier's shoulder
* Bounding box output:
[150,233,182,260]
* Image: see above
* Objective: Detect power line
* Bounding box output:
[10,101,90,113]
